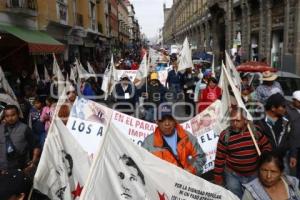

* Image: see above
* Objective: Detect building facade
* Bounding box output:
[163,0,300,74]
[0,0,141,73]
[118,0,130,51]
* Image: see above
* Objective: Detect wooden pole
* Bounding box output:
[247,123,261,156]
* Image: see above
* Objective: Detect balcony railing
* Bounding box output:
[6,0,37,10]
[75,13,83,27]
[91,19,97,30]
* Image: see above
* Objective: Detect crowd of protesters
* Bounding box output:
[1,46,300,200]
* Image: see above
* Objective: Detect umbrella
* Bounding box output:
[192,52,213,63]
[236,61,278,73]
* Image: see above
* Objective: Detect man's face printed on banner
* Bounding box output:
[118,154,146,200]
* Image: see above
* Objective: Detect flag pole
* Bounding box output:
[146,53,149,94]
[247,123,261,156]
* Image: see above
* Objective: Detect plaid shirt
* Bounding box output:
[255,81,283,104]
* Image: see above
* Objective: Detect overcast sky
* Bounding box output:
[130,0,173,39]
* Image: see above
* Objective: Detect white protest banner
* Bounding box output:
[116,70,138,82]
[111,111,156,145]
[67,98,224,173]
[115,69,169,86]
[189,100,227,173]
[66,97,113,155]
[34,119,91,200]
[157,68,169,86]
[79,124,239,200]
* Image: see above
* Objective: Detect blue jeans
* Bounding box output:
[170,83,182,100]
[225,170,256,198]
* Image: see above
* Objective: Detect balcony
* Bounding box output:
[98,23,103,33]
[90,19,97,31]
[5,0,37,16]
[75,13,83,27]
[57,1,68,24]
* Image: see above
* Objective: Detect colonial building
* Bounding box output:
[118,0,130,50]
[108,0,119,53]
[124,0,141,48]
[163,0,300,74]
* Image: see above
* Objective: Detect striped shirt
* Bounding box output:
[214,128,272,184]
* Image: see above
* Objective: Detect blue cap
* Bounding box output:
[157,105,174,121]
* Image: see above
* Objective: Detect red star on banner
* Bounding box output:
[72,183,83,199]
[157,191,168,200]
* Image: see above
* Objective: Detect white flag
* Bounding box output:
[53,54,65,97]
[178,37,193,71]
[70,66,77,83]
[75,59,93,79]
[134,53,148,85]
[87,62,97,79]
[52,53,58,76]
[211,54,215,77]
[101,55,118,100]
[225,51,241,90]
[0,66,23,117]
[34,64,40,83]
[80,124,239,200]
[34,119,91,200]
[44,65,51,82]
[221,62,252,121]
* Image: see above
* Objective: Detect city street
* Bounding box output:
[1,0,300,200]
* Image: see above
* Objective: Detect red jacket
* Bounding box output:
[198,86,222,112]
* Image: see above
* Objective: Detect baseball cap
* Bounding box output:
[157,105,175,121]
[292,91,300,102]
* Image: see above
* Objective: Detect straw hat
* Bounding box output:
[262,71,278,81]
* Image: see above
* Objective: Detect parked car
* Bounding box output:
[276,71,300,101]
[250,71,300,101]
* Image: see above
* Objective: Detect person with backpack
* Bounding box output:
[214,108,272,198]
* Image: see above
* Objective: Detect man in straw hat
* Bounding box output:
[255,71,283,104]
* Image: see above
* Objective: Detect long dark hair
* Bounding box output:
[258,151,284,172]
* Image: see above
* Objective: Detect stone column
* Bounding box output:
[205,21,210,51]
[283,0,290,55]
[225,0,233,51]
[265,0,272,64]
[241,1,249,60]
[246,2,251,61]
[258,1,265,60]
[295,0,300,75]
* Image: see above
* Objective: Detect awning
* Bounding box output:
[0,22,65,54]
